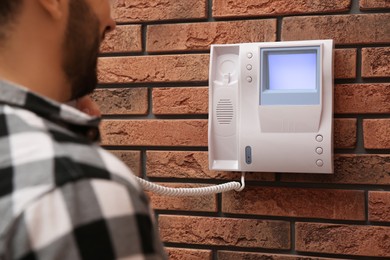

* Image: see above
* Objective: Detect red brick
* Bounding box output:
[334,49,357,79]
[218,251,337,260]
[334,119,357,149]
[281,155,390,185]
[360,0,390,10]
[100,25,142,53]
[101,119,356,149]
[213,0,351,18]
[146,151,275,181]
[98,55,209,84]
[335,84,390,114]
[153,84,381,117]
[111,0,207,23]
[362,47,390,78]
[222,187,365,220]
[166,248,212,260]
[296,223,390,257]
[147,183,217,212]
[91,88,148,115]
[369,191,390,222]
[282,14,390,45]
[98,51,354,84]
[100,120,208,147]
[363,119,390,149]
[146,20,276,53]
[109,150,142,177]
[159,215,290,249]
[152,87,208,115]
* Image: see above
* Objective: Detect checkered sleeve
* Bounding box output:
[5,179,167,260]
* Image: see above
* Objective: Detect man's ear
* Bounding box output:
[37,0,67,20]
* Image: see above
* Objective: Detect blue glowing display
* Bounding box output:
[267,52,317,90]
[260,46,321,106]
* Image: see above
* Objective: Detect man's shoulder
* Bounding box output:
[0,104,142,223]
[0,104,74,139]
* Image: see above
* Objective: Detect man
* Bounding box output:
[0,0,166,259]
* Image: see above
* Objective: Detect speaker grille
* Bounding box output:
[216,99,234,125]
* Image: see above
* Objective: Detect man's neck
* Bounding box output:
[0,6,71,103]
[0,44,70,103]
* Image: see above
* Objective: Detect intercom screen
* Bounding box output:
[267,51,317,90]
[260,46,321,105]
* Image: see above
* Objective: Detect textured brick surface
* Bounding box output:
[101,118,356,148]
[281,155,390,185]
[109,150,142,177]
[369,191,390,222]
[334,119,357,149]
[111,0,207,23]
[360,0,390,10]
[100,25,142,53]
[296,223,390,257]
[98,51,355,84]
[101,3,390,259]
[98,54,209,84]
[282,14,390,44]
[362,47,390,78]
[363,119,390,149]
[334,49,357,79]
[146,151,275,181]
[218,251,336,260]
[166,248,212,260]
[100,120,208,147]
[222,187,365,220]
[152,87,208,115]
[213,0,351,18]
[147,183,217,212]
[152,82,378,116]
[146,20,276,53]
[159,215,290,249]
[335,84,390,114]
[91,88,148,115]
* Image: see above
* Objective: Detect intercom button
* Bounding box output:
[246,64,252,70]
[245,146,252,164]
[316,135,323,142]
[316,147,323,154]
[246,76,253,83]
[316,159,324,167]
[247,52,253,59]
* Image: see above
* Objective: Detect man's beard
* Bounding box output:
[63,0,101,101]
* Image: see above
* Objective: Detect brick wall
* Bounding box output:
[95,0,390,259]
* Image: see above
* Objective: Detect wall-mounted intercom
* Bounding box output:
[209,40,334,174]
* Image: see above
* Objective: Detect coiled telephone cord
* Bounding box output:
[136,172,245,196]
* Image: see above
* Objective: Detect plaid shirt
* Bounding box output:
[0,80,166,260]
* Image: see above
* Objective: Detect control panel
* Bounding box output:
[208,40,334,174]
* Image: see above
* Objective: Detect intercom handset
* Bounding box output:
[209,40,334,174]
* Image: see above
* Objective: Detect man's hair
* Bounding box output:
[0,0,23,40]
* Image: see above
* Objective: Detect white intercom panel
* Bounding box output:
[208,40,334,174]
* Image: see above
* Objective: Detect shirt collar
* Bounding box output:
[0,79,101,142]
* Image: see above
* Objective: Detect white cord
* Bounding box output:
[136,172,246,196]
